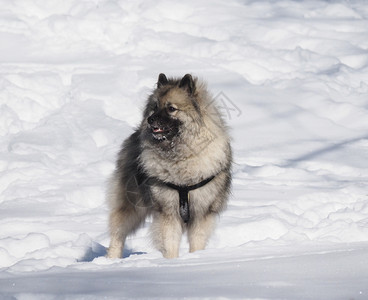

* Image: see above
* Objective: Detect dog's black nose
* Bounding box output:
[148,115,155,124]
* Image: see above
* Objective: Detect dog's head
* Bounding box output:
[143,73,202,147]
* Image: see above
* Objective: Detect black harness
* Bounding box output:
[164,175,215,223]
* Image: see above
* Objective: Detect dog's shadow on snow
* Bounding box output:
[79,243,146,262]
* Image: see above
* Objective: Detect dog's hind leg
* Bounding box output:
[107,205,147,259]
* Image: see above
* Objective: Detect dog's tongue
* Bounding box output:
[153,127,165,133]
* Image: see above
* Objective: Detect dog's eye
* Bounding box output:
[168,106,177,113]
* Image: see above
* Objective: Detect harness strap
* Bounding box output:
[165,175,215,223]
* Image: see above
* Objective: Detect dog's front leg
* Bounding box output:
[188,213,216,253]
[151,212,182,258]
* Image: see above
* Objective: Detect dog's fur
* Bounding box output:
[107,74,232,259]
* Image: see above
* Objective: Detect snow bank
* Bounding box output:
[1,0,368,299]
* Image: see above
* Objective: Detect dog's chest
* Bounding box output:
[141,143,227,185]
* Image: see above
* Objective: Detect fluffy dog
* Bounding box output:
[107,74,232,259]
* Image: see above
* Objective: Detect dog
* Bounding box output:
[107,73,232,259]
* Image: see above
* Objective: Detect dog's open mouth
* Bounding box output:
[151,126,169,134]
[147,117,181,144]
[150,126,171,141]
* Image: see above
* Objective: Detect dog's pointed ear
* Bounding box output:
[157,73,168,88]
[179,74,195,95]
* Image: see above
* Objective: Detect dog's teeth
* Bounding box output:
[153,127,165,133]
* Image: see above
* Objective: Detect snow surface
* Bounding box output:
[1,0,368,299]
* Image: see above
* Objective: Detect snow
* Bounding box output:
[1,0,368,299]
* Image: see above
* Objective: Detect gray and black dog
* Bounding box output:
[107,74,232,259]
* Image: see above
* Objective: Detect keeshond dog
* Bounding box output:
[107,74,232,259]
